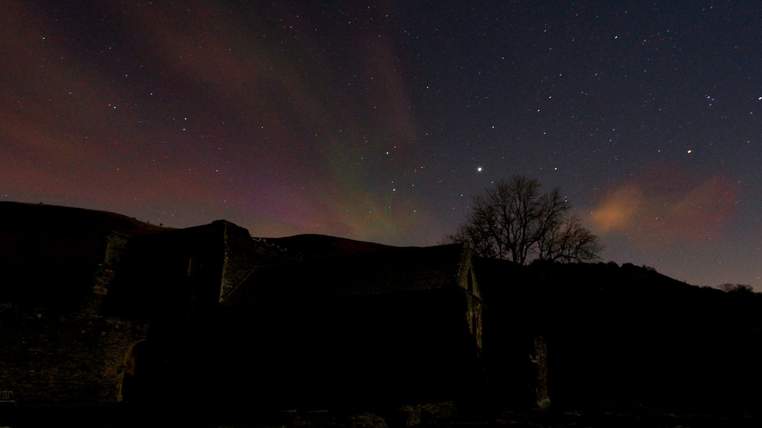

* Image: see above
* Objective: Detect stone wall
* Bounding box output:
[0,228,148,405]
[0,305,147,403]
[457,248,483,351]
[219,222,293,303]
[219,221,259,303]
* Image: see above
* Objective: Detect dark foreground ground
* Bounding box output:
[0,404,759,428]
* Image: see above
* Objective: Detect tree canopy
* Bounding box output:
[450,175,601,264]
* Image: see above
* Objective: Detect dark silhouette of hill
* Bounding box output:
[0,201,165,309]
[3,200,762,422]
[266,233,398,260]
[478,258,762,414]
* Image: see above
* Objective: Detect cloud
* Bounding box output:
[591,184,644,233]
[1,1,433,244]
[590,169,738,248]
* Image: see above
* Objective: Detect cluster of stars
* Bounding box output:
[5,0,762,289]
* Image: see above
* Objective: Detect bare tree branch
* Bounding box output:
[450,175,602,264]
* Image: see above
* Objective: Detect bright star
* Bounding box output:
[476,166,483,173]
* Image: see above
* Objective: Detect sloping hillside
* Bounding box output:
[0,202,165,309]
[477,258,762,413]
[3,201,762,415]
[265,233,396,260]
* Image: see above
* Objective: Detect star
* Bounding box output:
[476,166,484,173]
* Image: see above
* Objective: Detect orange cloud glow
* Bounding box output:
[589,170,738,247]
[591,184,644,233]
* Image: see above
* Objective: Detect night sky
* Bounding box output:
[3,1,761,288]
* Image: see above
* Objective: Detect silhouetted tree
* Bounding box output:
[450,175,601,264]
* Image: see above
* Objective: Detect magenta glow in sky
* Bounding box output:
[3,0,762,288]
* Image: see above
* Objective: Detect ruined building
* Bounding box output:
[0,202,155,404]
[0,202,484,410]
[4,201,762,416]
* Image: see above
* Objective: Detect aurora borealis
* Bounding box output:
[3,1,762,288]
